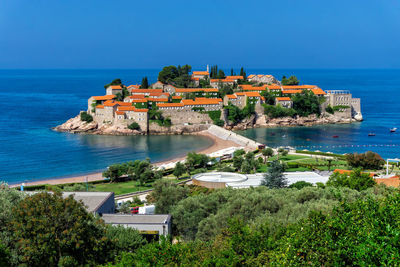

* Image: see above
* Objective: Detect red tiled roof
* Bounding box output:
[131,89,163,94]
[276,97,291,101]
[103,100,118,107]
[175,88,218,93]
[282,90,303,94]
[93,95,116,101]
[116,101,132,106]
[192,71,209,75]
[157,103,184,107]
[311,88,326,95]
[108,85,122,89]
[147,98,169,102]
[96,105,104,109]
[149,92,170,97]
[226,94,237,99]
[172,96,182,99]
[182,98,222,106]
[235,92,261,97]
[375,176,400,187]
[225,76,244,80]
[131,99,148,103]
[130,95,145,99]
[115,111,125,115]
[267,85,281,90]
[282,85,317,90]
[118,106,148,112]
[127,84,140,89]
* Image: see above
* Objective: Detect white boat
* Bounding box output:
[390,128,397,133]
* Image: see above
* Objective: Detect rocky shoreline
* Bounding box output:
[54,113,360,136]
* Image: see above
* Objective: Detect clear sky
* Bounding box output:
[1,0,399,69]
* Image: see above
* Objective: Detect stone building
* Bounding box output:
[106,85,123,96]
[87,95,116,113]
[131,89,163,96]
[174,88,219,98]
[191,71,210,80]
[181,98,223,111]
[151,81,165,89]
[117,106,149,130]
[275,97,293,108]
[326,90,362,120]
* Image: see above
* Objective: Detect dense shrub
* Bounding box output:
[263,104,296,118]
[327,168,376,191]
[127,122,140,130]
[346,151,385,170]
[289,180,313,189]
[80,111,93,122]
[291,90,321,116]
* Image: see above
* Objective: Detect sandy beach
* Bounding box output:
[10,130,240,188]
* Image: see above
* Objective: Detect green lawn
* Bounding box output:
[93,181,152,195]
[92,178,181,195]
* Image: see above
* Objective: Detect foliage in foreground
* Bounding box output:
[113,187,400,266]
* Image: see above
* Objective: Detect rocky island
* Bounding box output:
[55,65,363,135]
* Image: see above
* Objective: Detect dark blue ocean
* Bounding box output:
[0,69,399,184]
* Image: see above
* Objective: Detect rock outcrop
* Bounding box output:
[254,114,354,128]
[54,114,211,135]
[55,112,359,136]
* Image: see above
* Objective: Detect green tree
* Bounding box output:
[173,162,186,178]
[260,91,276,105]
[346,151,385,170]
[326,168,376,191]
[102,164,126,182]
[139,77,149,89]
[158,66,179,84]
[262,160,287,188]
[128,122,140,130]
[185,152,210,174]
[80,111,93,123]
[261,148,274,163]
[8,192,113,266]
[281,75,299,85]
[291,90,321,117]
[104,78,122,89]
[147,179,189,214]
[105,225,147,253]
[217,69,226,79]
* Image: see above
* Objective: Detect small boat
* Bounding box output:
[368,133,376,136]
[270,132,276,136]
[390,128,397,133]
[332,135,339,138]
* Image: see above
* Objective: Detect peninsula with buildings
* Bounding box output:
[55,65,363,135]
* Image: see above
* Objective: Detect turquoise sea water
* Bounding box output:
[0,69,399,184]
[236,69,400,159]
[0,70,212,184]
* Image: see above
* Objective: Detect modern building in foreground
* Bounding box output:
[25,191,171,237]
[101,214,172,237]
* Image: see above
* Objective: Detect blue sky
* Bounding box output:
[1,0,399,69]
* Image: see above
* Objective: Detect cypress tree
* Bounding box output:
[140,77,149,89]
[231,68,234,76]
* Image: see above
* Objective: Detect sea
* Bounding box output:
[0,69,399,184]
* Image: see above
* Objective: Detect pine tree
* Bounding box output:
[262,160,287,188]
